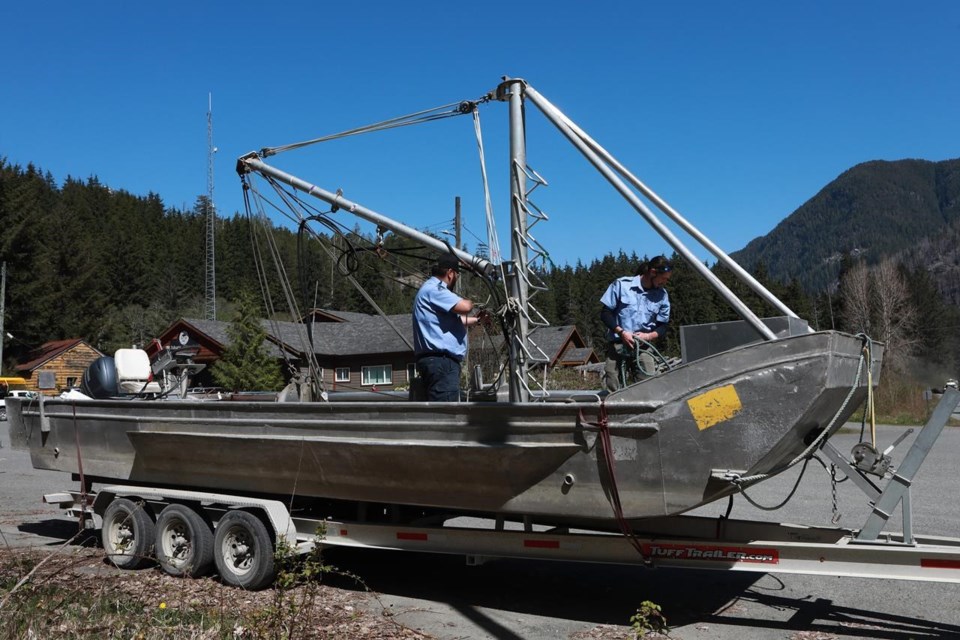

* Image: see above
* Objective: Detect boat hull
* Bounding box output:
[7,331,881,524]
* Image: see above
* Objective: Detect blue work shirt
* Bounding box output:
[599,275,670,341]
[413,276,467,360]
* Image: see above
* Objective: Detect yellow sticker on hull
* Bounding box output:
[687,384,742,431]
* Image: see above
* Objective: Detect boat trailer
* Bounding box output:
[45,389,960,589]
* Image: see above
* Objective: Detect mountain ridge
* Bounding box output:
[731,158,960,293]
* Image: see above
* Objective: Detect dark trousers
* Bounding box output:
[415,356,462,402]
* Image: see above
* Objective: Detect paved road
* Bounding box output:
[2,419,960,639]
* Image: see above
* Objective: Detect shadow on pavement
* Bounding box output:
[321,547,757,627]
[321,548,960,639]
[17,519,99,547]
[708,587,960,639]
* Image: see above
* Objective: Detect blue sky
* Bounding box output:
[2,1,958,268]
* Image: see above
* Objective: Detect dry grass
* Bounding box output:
[0,545,431,639]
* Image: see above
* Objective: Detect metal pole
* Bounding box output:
[0,261,5,375]
[454,196,462,250]
[523,85,777,341]
[505,78,530,402]
[535,91,803,325]
[206,93,217,321]
[239,155,493,276]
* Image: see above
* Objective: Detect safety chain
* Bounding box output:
[830,463,841,524]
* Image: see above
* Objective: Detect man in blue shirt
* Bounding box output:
[599,255,673,392]
[412,253,488,401]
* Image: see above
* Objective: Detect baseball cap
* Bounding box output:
[437,253,461,273]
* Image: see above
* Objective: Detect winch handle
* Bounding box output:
[883,428,915,456]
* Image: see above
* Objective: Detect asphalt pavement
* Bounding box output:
[2,418,960,639]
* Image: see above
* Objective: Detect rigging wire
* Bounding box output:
[250,172,427,351]
[240,92,514,397]
[252,176,508,400]
[251,167,511,396]
[242,176,327,395]
[261,97,491,158]
[472,107,504,272]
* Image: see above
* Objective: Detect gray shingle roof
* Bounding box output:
[184,315,593,363]
[527,325,576,362]
[559,346,595,364]
[480,325,593,366]
[184,314,414,357]
[184,319,297,359]
[306,309,374,323]
[306,314,413,355]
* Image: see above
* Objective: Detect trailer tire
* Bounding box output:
[155,504,214,578]
[213,510,276,590]
[102,497,155,569]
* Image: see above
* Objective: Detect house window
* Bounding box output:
[361,365,392,386]
[406,363,418,381]
[335,367,350,383]
[66,377,77,388]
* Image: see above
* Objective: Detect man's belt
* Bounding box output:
[416,351,462,363]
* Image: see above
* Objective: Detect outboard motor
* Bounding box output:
[81,356,119,399]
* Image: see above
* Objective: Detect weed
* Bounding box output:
[630,600,668,638]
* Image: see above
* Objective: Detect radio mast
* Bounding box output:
[205,93,217,320]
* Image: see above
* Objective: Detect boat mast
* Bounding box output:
[503,78,531,403]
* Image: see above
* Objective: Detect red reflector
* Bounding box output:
[921,558,960,570]
[397,532,429,541]
[339,529,348,536]
[524,539,560,549]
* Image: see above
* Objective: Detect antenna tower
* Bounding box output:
[205,93,217,320]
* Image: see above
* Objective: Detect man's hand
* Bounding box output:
[476,309,494,328]
[622,330,657,349]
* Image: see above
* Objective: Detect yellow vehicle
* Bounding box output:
[1,377,33,422]
[0,376,29,395]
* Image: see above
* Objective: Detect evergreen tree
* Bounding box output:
[211,292,284,392]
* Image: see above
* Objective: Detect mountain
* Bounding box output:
[731,158,960,293]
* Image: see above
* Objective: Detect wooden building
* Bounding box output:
[149,313,597,393]
[148,314,415,392]
[14,339,105,396]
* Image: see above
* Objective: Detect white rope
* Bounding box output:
[472,108,504,278]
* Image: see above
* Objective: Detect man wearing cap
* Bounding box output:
[412,253,488,401]
[599,255,673,392]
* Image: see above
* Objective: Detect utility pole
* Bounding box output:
[0,261,5,375]
[454,196,462,250]
[205,93,217,321]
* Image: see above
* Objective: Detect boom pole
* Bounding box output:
[523,84,778,341]
[237,155,494,276]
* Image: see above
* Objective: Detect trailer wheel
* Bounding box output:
[213,510,276,590]
[101,497,155,569]
[155,504,214,578]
